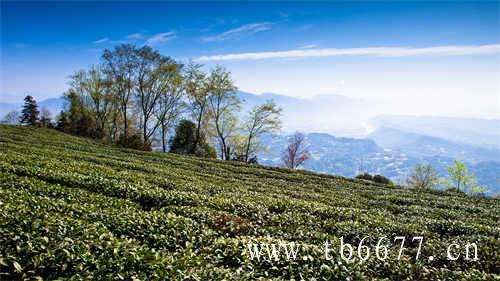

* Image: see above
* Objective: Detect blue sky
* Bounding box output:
[1,1,499,117]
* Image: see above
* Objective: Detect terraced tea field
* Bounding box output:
[0,125,498,280]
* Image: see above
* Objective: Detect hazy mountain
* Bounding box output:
[370,115,500,149]
[368,127,500,163]
[39,98,65,116]
[238,91,377,137]
[259,132,500,195]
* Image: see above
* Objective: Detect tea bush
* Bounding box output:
[0,125,498,280]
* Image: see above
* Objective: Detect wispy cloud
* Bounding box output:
[92,37,127,44]
[197,44,500,61]
[125,33,143,40]
[202,22,272,42]
[145,32,176,46]
[93,38,111,44]
[299,44,317,49]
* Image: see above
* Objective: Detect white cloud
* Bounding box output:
[92,37,126,44]
[93,38,111,44]
[202,22,272,42]
[125,33,143,40]
[299,44,317,49]
[145,32,176,46]
[197,44,500,61]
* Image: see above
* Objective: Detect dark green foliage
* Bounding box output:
[170,120,216,158]
[0,126,498,280]
[355,173,392,185]
[56,91,96,137]
[19,95,39,126]
[117,133,151,151]
[447,187,467,195]
[231,154,258,164]
[355,172,373,181]
[373,174,392,185]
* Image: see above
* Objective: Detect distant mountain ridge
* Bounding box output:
[236,91,380,136]
[258,131,500,195]
[368,127,500,163]
[370,115,500,149]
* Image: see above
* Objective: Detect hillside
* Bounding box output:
[0,125,498,280]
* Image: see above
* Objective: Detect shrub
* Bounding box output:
[170,120,215,158]
[355,173,392,185]
[355,173,373,181]
[372,174,392,185]
[117,133,151,151]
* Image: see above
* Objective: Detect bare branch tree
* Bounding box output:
[281,132,310,169]
[1,111,19,125]
[135,46,180,146]
[102,44,138,139]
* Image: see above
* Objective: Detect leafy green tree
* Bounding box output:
[154,64,185,153]
[206,66,239,160]
[170,120,215,158]
[57,91,95,137]
[69,65,113,137]
[185,62,211,155]
[19,95,39,126]
[444,160,488,194]
[241,100,282,162]
[406,164,439,189]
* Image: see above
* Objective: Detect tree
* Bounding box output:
[58,90,95,136]
[69,65,113,137]
[241,100,282,162]
[406,164,439,190]
[1,111,19,125]
[19,95,40,126]
[102,44,139,139]
[444,160,488,194]
[206,66,239,160]
[281,132,310,169]
[185,62,210,155]
[134,46,180,146]
[154,65,185,153]
[39,107,53,128]
[169,120,216,158]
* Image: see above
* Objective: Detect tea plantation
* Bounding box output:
[0,125,498,280]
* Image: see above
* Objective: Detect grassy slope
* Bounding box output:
[0,125,498,280]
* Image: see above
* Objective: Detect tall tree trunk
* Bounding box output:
[122,106,128,139]
[192,112,203,154]
[244,135,252,162]
[143,118,148,145]
[221,138,228,160]
[161,123,167,153]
